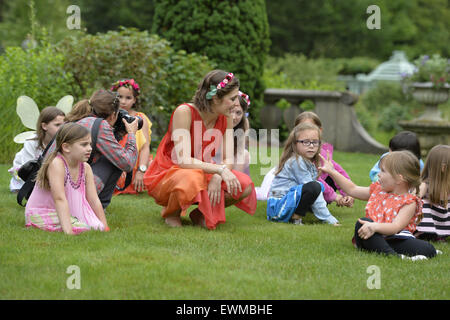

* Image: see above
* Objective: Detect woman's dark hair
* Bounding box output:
[193,70,240,112]
[233,95,250,155]
[65,90,119,122]
[389,131,421,160]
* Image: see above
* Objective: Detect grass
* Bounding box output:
[0,150,448,300]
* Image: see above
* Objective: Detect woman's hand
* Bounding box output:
[221,167,242,196]
[133,171,145,192]
[358,219,376,239]
[208,174,222,207]
[124,118,139,135]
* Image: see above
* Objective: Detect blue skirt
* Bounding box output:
[267,183,324,223]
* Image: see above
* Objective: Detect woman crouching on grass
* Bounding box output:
[143,70,256,229]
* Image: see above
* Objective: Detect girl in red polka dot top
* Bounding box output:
[319,150,437,260]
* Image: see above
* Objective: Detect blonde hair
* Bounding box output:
[421,145,450,207]
[36,123,90,190]
[275,122,322,176]
[380,150,422,194]
[294,111,322,128]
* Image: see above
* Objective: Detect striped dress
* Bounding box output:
[416,195,450,237]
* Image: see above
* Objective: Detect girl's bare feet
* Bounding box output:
[189,208,206,228]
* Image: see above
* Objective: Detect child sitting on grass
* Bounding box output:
[320,150,437,260]
[267,122,340,226]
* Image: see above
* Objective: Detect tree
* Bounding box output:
[152,0,271,127]
[266,0,449,60]
[0,0,73,48]
[73,0,155,34]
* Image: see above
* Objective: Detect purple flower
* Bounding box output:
[421,55,429,65]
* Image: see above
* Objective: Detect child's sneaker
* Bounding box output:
[401,254,428,261]
[291,218,304,225]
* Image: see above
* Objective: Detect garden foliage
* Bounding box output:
[0,42,74,163]
[0,28,213,162]
[57,28,213,141]
[152,0,271,129]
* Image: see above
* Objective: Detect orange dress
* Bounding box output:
[143,104,257,230]
[365,182,422,234]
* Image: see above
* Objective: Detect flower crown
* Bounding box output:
[111,78,140,94]
[239,91,251,107]
[206,73,234,100]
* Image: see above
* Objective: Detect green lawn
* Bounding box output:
[0,150,448,300]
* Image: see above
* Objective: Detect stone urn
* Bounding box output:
[410,82,449,121]
[399,82,450,157]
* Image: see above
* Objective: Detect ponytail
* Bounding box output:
[66,90,119,122]
[65,99,92,122]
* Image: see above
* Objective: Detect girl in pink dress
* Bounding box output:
[25,123,109,235]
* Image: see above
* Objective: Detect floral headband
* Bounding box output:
[111,78,140,94]
[239,91,251,107]
[206,73,234,100]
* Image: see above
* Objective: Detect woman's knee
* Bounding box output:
[239,184,253,200]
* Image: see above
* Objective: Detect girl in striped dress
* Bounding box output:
[415,145,450,242]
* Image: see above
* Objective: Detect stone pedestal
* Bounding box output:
[399,82,450,157]
[399,120,450,157]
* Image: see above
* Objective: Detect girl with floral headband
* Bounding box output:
[213,90,251,176]
[111,78,153,194]
[143,70,257,229]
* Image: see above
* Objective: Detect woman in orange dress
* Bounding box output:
[143,70,256,229]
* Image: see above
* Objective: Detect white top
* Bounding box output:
[8,136,43,192]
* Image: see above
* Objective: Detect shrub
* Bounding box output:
[57,28,213,140]
[264,54,345,91]
[353,81,424,143]
[152,0,271,129]
[335,57,381,75]
[0,42,74,163]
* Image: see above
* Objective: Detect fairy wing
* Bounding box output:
[56,95,74,114]
[14,131,37,144]
[16,96,39,130]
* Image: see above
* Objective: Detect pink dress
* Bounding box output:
[25,155,105,234]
